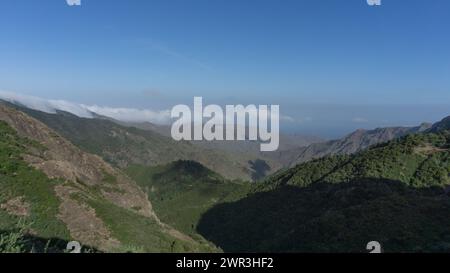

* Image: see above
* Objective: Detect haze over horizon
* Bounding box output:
[1,0,449,137]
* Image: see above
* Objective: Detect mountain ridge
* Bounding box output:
[4,102,257,181]
[0,103,213,252]
[269,123,432,168]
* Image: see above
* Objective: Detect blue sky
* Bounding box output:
[0,0,449,137]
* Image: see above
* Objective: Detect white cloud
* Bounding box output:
[83,105,171,124]
[0,91,170,125]
[0,91,93,118]
[66,0,81,6]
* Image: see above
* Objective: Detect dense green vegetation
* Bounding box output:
[0,121,70,240]
[198,130,450,252]
[199,179,450,252]
[0,219,31,253]
[86,197,215,252]
[260,131,449,190]
[126,161,251,237]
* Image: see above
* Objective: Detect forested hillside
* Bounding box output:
[198,122,450,252]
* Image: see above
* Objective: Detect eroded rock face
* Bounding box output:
[55,184,121,251]
[0,104,152,217]
[0,104,207,252]
[0,104,158,250]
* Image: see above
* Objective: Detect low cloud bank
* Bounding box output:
[83,105,171,124]
[0,91,171,124]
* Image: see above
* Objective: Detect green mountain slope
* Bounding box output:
[269,124,432,168]
[126,161,250,239]
[0,121,70,241]
[261,130,449,190]
[0,104,213,253]
[198,125,450,252]
[430,116,450,133]
[198,179,450,252]
[15,105,260,181]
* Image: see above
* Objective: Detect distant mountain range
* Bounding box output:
[269,123,432,168]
